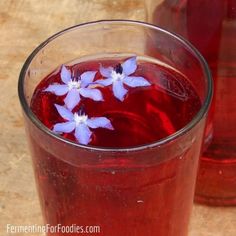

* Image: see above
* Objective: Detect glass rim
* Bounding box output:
[18,19,213,152]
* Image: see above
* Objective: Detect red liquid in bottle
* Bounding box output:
[153,0,236,205]
[30,57,202,235]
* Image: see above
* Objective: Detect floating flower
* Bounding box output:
[44,65,103,110]
[53,104,113,145]
[96,57,151,101]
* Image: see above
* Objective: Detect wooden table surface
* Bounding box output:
[0,0,235,235]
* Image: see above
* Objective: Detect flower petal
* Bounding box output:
[44,84,69,95]
[121,57,137,75]
[99,65,113,77]
[64,89,81,111]
[79,88,103,101]
[53,121,76,133]
[123,76,151,87]
[61,65,71,84]
[87,117,114,130]
[80,71,97,87]
[54,104,74,121]
[75,123,92,145]
[113,80,128,101]
[95,78,113,86]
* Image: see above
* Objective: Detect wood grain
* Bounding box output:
[0,0,235,235]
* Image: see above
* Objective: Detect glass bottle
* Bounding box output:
[146,0,236,205]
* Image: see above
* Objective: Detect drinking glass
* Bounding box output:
[18,20,212,236]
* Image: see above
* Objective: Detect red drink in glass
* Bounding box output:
[150,0,236,205]
[31,59,202,147]
[18,21,212,235]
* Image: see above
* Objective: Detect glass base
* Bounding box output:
[195,156,236,206]
[195,194,236,206]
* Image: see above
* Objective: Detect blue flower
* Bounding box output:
[53,104,114,145]
[44,65,103,110]
[96,57,151,101]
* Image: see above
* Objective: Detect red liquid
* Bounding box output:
[29,57,203,235]
[153,0,236,205]
[31,58,201,148]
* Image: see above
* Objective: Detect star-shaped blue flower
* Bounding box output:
[96,57,151,101]
[53,104,114,145]
[44,65,103,110]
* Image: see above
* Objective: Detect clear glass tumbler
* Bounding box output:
[18,20,212,236]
